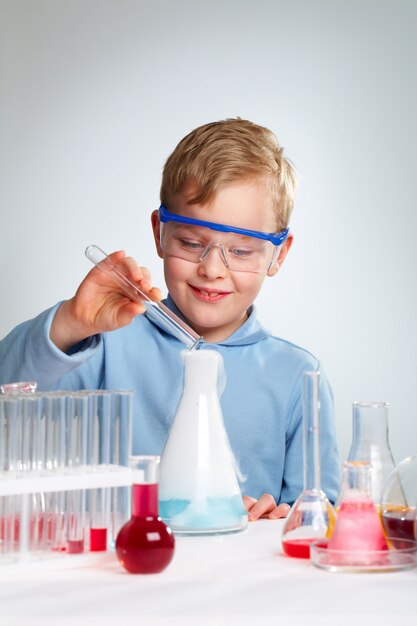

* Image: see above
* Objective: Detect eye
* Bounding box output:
[178,238,205,251]
[229,247,255,258]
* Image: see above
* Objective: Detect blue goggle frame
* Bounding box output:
[158,205,289,247]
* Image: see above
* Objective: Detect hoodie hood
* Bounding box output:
[145,293,271,348]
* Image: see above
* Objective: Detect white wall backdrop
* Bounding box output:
[1,0,416,465]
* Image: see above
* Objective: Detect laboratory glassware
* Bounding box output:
[0,395,21,555]
[158,349,248,535]
[346,401,395,505]
[0,381,37,394]
[329,461,388,562]
[381,454,417,545]
[115,455,175,574]
[88,391,112,551]
[281,371,335,559]
[43,393,67,552]
[65,393,89,554]
[0,389,135,563]
[110,390,133,545]
[20,395,43,551]
[85,245,201,349]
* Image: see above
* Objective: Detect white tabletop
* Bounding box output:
[1,519,416,625]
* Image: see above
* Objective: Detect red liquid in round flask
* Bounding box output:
[115,455,175,574]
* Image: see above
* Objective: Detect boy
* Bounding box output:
[0,118,340,520]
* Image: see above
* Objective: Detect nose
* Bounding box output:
[198,243,229,278]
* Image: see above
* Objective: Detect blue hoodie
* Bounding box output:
[0,296,340,504]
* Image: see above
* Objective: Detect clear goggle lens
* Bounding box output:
[160,222,280,273]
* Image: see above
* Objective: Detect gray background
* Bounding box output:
[1,0,416,465]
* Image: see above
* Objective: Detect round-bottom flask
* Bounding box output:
[115,456,175,574]
[381,454,417,546]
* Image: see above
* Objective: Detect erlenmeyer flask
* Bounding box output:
[329,461,388,562]
[381,454,417,545]
[281,371,335,558]
[347,402,395,505]
[158,349,248,535]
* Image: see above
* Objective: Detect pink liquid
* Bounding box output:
[0,513,52,544]
[282,538,316,559]
[115,483,175,574]
[329,495,388,564]
[66,539,84,554]
[90,528,107,552]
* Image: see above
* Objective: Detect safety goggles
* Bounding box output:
[158,205,289,273]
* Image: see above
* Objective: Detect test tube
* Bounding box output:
[1,396,21,557]
[20,395,43,552]
[85,245,202,349]
[0,397,9,556]
[110,390,133,545]
[88,391,112,551]
[65,392,89,554]
[44,392,67,552]
[0,381,37,394]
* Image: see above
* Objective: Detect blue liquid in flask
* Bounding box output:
[159,495,246,533]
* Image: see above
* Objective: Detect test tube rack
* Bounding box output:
[0,389,134,563]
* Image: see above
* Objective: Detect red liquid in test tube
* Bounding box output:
[90,528,107,551]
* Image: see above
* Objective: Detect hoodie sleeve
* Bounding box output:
[0,303,102,391]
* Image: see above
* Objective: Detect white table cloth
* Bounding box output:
[1,519,416,625]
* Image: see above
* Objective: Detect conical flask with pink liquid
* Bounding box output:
[329,461,388,564]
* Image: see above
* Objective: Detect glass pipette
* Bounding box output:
[85,245,202,350]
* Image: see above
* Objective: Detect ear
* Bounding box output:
[267,233,294,277]
[151,209,164,258]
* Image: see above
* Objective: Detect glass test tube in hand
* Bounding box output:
[85,245,202,349]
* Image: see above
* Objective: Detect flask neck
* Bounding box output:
[132,483,159,518]
[303,372,321,491]
[182,349,224,396]
[351,402,390,447]
[338,461,374,503]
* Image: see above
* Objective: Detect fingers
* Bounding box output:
[243,495,257,512]
[266,503,291,520]
[246,493,276,521]
[103,252,162,303]
[244,494,291,521]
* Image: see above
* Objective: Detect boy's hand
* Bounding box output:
[50,251,162,352]
[243,494,291,521]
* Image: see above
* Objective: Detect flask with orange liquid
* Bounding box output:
[381,454,417,548]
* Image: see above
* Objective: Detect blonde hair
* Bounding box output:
[160,118,297,229]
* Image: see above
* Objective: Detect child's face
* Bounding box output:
[152,179,292,343]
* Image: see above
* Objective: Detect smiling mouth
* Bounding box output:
[190,285,231,301]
